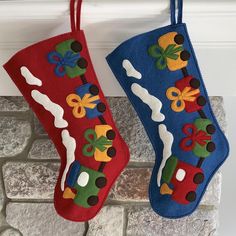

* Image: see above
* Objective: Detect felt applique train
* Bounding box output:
[63,123,116,208]
[48,40,88,78]
[149,32,216,204]
[48,39,117,208]
[160,118,215,204]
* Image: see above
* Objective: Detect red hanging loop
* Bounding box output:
[70,0,82,32]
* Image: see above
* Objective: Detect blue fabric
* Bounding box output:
[171,0,183,25]
[75,83,102,119]
[177,0,183,24]
[48,51,80,77]
[170,0,176,25]
[106,22,229,218]
[66,161,81,187]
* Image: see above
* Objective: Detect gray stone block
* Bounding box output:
[186,209,218,236]
[201,172,222,206]
[3,162,58,199]
[107,97,155,162]
[209,97,227,133]
[127,206,162,236]
[6,203,85,236]
[33,115,47,136]
[0,177,3,212]
[126,206,218,236]
[0,228,21,236]
[87,206,125,236]
[109,168,151,202]
[0,212,7,228]
[0,117,31,157]
[0,97,29,112]
[28,139,58,159]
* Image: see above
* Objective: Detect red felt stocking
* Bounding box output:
[3,0,129,222]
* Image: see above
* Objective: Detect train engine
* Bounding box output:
[66,83,106,119]
[180,118,216,158]
[48,39,88,78]
[166,76,207,113]
[148,32,190,71]
[83,124,116,162]
[63,161,107,208]
[160,156,204,204]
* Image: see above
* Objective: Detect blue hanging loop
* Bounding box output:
[177,0,183,24]
[170,0,183,25]
[170,0,176,25]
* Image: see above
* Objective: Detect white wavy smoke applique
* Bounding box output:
[31,90,68,128]
[61,130,76,191]
[122,59,142,80]
[131,83,165,122]
[157,124,174,187]
[20,66,42,86]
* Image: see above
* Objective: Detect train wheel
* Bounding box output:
[97,102,106,113]
[77,58,88,69]
[206,124,216,135]
[87,195,99,206]
[193,172,204,184]
[206,142,216,152]
[197,96,207,107]
[89,85,99,96]
[107,147,116,158]
[190,78,200,89]
[180,50,191,61]
[186,191,196,202]
[106,130,116,140]
[71,41,82,52]
[95,177,107,189]
[174,34,184,45]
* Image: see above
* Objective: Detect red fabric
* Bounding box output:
[70,0,82,32]
[180,123,211,151]
[171,160,203,204]
[4,30,129,221]
[175,76,202,113]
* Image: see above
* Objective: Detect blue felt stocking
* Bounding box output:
[106,0,229,218]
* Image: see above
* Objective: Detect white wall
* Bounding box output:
[1,0,236,96]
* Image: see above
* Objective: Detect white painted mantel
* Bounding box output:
[0,0,236,96]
